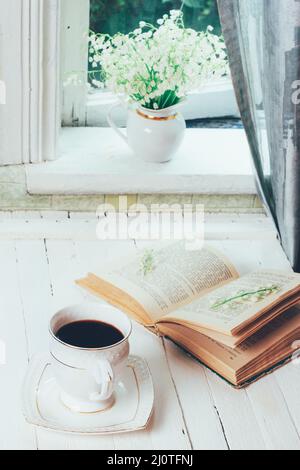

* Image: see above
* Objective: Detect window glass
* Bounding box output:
[90,0,221,36]
[89,0,222,88]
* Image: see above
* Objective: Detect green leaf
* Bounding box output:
[182,0,205,8]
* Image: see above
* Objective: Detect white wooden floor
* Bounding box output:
[0,212,300,450]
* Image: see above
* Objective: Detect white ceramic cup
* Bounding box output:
[49,303,132,413]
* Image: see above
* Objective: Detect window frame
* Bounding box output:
[61,0,90,126]
[61,0,239,127]
[0,0,238,169]
[25,1,249,197]
[0,0,60,165]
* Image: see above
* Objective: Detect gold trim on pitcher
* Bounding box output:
[136,109,178,121]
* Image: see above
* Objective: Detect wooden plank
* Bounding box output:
[75,239,191,450]
[10,211,42,220]
[43,239,116,449]
[274,364,300,438]
[74,240,153,450]
[15,239,116,449]
[0,214,275,241]
[0,241,36,449]
[0,220,99,240]
[74,240,137,278]
[44,240,85,312]
[15,239,66,450]
[204,214,276,241]
[246,375,300,450]
[40,211,69,220]
[15,240,52,357]
[205,369,266,450]
[208,239,291,276]
[0,212,12,220]
[69,212,99,220]
[163,339,228,450]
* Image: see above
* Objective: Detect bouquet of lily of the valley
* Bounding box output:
[88,10,228,111]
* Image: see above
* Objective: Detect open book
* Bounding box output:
[77,242,300,388]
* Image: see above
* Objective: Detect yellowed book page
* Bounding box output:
[76,274,153,324]
[234,309,300,371]
[84,241,239,322]
[170,292,300,349]
[159,306,300,378]
[162,270,300,335]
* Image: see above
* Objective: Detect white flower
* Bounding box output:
[170,10,181,18]
[88,11,228,110]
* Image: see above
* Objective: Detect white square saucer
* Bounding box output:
[22,353,154,435]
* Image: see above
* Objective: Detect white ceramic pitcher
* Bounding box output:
[107,102,186,163]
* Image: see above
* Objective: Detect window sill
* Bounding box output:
[26,127,255,195]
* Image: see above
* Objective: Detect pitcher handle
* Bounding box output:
[107,103,128,144]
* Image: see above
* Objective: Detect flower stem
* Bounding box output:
[211,286,279,310]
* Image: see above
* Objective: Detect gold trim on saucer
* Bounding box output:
[59,394,116,415]
[35,363,140,427]
[23,355,154,436]
[136,109,178,121]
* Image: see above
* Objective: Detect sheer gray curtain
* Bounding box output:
[218,0,300,271]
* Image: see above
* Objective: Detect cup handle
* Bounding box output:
[107,103,128,144]
[89,359,114,401]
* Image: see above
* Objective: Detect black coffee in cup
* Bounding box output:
[55,320,124,349]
